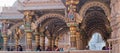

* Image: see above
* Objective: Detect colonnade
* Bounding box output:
[1,11,84,51]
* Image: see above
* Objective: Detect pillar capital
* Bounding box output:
[34,29,39,35]
[24,11,34,22]
[39,32,45,37]
[2,35,8,40]
[67,22,78,27]
[25,30,33,32]
[34,32,39,35]
[24,10,35,16]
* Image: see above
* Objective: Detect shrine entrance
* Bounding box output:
[88,32,106,50]
[80,10,111,50]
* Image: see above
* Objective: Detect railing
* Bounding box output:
[70,50,109,53]
[0,50,110,53]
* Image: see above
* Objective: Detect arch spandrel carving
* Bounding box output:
[35,13,69,26]
[10,22,24,31]
[79,1,111,21]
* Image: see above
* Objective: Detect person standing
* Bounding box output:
[36,45,41,51]
[46,46,52,51]
[53,45,59,51]
[17,45,23,51]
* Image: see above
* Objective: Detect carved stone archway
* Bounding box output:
[79,1,111,21]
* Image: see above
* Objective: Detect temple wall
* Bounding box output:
[110,0,120,53]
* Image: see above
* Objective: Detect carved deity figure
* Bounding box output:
[68,9,75,21]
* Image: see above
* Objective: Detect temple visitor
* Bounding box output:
[11,46,15,51]
[53,45,59,51]
[0,48,1,51]
[59,48,64,51]
[36,45,41,51]
[7,46,10,51]
[17,45,23,51]
[102,46,106,50]
[102,46,111,50]
[85,45,89,50]
[46,46,52,51]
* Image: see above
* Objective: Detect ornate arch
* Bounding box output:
[79,1,110,20]
[35,13,69,25]
[87,27,106,41]
[83,11,109,25]
[10,22,24,30]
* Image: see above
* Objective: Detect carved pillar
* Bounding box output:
[55,37,59,46]
[24,10,34,51]
[76,31,80,50]
[67,22,77,50]
[47,36,52,50]
[3,35,8,51]
[14,27,21,51]
[34,30,40,47]
[2,21,8,51]
[26,31,32,51]
[47,36,51,46]
[40,31,45,51]
[52,37,56,50]
[15,34,19,51]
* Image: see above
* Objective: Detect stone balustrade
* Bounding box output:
[70,50,109,53]
[0,50,109,53]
